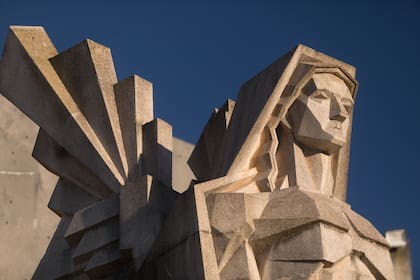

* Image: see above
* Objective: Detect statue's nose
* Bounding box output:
[330,97,347,122]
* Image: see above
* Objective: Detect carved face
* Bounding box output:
[286,73,354,154]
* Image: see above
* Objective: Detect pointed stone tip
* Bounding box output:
[130,74,152,86]
[295,43,306,50]
[56,39,91,56]
[4,25,57,58]
[85,38,111,51]
[133,74,152,85]
[220,99,236,111]
[54,38,112,60]
[115,75,136,87]
[385,229,408,248]
[10,25,45,31]
[115,74,153,90]
[294,43,316,54]
[8,26,48,38]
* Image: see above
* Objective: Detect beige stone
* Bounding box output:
[172,137,195,192]
[0,26,399,279]
[319,255,376,280]
[142,118,173,187]
[386,230,413,280]
[50,39,128,180]
[202,188,392,279]
[0,26,124,191]
[33,129,113,199]
[262,261,324,280]
[189,99,235,181]
[114,75,153,182]
[0,26,189,278]
[185,44,392,279]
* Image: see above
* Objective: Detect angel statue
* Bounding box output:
[0,26,394,279]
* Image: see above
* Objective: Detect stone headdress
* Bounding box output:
[190,44,358,200]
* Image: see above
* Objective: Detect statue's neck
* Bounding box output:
[276,127,336,196]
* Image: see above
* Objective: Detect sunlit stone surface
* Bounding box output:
[0,26,404,279]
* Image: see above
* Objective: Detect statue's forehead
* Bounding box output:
[309,73,353,100]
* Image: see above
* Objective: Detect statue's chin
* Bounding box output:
[294,134,345,155]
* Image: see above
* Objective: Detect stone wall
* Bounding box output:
[0,95,59,280]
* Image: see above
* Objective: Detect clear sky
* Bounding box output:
[1,0,419,276]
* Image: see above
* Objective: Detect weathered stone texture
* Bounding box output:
[386,229,413,280]
[0,94,58,280]
[0,26,402,280]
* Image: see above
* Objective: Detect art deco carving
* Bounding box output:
[0,26,394,279]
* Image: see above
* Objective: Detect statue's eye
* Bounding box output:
[342,98,353,113]
[312,91,328,101]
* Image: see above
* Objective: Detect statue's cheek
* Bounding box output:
[297,99,331,136]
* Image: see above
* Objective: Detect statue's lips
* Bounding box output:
[324,121,348,146]
[333,121,342,129]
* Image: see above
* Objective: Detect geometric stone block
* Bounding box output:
[64,195,119,245]
[219,244,260,280]
[72,217,119,264]
[33,129,114,198]
[268,223,327,262]
[114,75,153,182]
[208,193,247,236]
[33,248,75,280]
[41,215,72,257]
[172,137,196,193]
[119,176,152,253]
[143,232,217,280]
[344,209,388,246]
[188,99,235,181]
[268,223,352,263]
[386,229,413,280]
[50,39,128,181]
[0,26,124,190]
[261,261,324,280]
[349,225,395,280]
[146,188,204,256]
[141,187,219,280]
[120,175,178,271]
[48,178,99,217]
[319,255,375,280]
[251,188,351,240]
[85,242,122,278]
[142,118,172,187]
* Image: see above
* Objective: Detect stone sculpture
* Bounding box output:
[386,230,413,280]
[0,26,395,279]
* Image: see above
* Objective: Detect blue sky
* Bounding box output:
[1,0,419,276]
